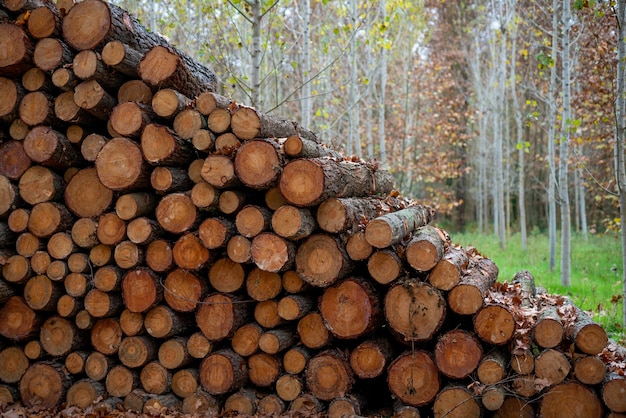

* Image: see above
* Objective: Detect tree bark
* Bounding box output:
[230,105,317,142]
[405,225,447,272]
[448,257,498,315]
[365,205,436,249]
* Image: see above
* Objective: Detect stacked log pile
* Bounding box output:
[0,0,625,417]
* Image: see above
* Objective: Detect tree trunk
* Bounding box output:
[476,350,507,385]
[533,307,564,349]
[573,355,605,385]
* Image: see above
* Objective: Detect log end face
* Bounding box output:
[540,382,603,418]
[279,159,324,207]
[95,138,145,191]
[62,0,111,51]
[139,46,179,86]
[364,219,392,249]
[230,106,260,140]
[387,351,440,406]
[576,323,608,355]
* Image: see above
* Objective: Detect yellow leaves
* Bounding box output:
[520,48,529,59]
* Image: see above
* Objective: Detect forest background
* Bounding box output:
[109,0,624,328]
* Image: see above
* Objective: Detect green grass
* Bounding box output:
[450,229,624,342]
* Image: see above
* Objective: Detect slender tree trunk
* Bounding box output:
[559,0,572,287]
[548,0,559,272]
[378,0,387,167]
[577,167,588,241]
[347,0,358,156]
[300,0,311,129]
[614,0,626,326]
[251,0,262,108]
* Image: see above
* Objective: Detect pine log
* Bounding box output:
[434,329,482,379]
[384,280,446,343]
[66,379,106,409]
[8,209,29,234]
[279,157,395,207]
[320,276,381,339]
[223,388,257,416]
[0,175,19,218]
[0,385,18,408]
[145,239,173,272]
[24,275,63,311]
[0,78,24,124]
[173,108,206,139]
[181,390,221,415]
[448,257,499,315]
[109,101,154,138]
[18,165,63,205]
[187,331,213,359]
[18,362,71,409]
[603,373,626,413]
[172,232,209,270]
[562,303,608,355]
[235,204,272,238]
[8,119,30,141]
[51,67,77,91]
[364,205,435,249]
[0,23,33,78]
[46,259,67,281]
[141,123,194,166]
[539,381,602,418]
[95,137,150,192]
[57,294,82,318]
[155,193,198,234]
[387,350,440,406]
[163,268,207,313]
[428,244,468,291]
[405,225,447,272]
[277,294,314,321]
[2,255,31,284]
[208,257,245,293]
[306,349,353,401]
[288,392,325,415]
[535,348,571,387]
[349,338,393,379]
[573,354,605,385]
[85,351,115,381]
[0,347,29,383]
[118,335,158,368]
[64,272,89,297]
[30,251,50,276]
[432,385,481,418]
[90,318,122,355]
[481,385,505,411]
[191,181,219,210]
[24,125,79,169]
[171,368,198,398]
[75,310,95,330]
[139,361,170,395]
[84,288,124,318]
[283,346,311,375]
[151,88,191,119]
[117,79,152,104]
[127,217,162,245]
[318,196,400,234]
[73,80,117,120]
[367,249,403,285]
[196,91,232,116]
[346,230,373,261]
[494,397,535,418]
[283,134,343,159]
[115,193,157,221]
[234,138,283,189]
[281,270,310,294]
[16,232,41,257]
[199,217,235,249]
[73,49,124,91]
[196,293,249,341]
[230,105,317,141]
[191,129,215,153]
[22,67,53,92]
[105,364,139,397]
[392,402,422,418]
[122,268,163,313]
[276,374,302,402]
[227,235,252,264]
[533,306,564,349]
[295,233,353,287]
[248,352,281,387]
[119,308,144,337]
[271,205,317,240]
[474,304,516,345]
[159,337,192,370]
[0,140,31,180]
[206,107,231,134]
[123,388,151,412]
[27,201,72,238]
[145,305,193,339]
[258,328,296,355]
[246,267,282,301]
[214,132,241,154]
[251,232,295,273]
[33,38,73,73]
[511,350,535,375]
[199,349,248,395]
[231,323,262,357]
[96,212,126,246]
[65,351,88,375]
[102,40,143,78]
[297,312,330,349]
[71,217,99,248]
[219,189,247,215]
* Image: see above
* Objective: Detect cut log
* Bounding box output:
[235,204,272,238]
[173,108,206,139]
[405,225,447,272]
[234,138,283,190]
[199,349,248,395]
[349,338,393,379]
[384,280,446,343]
[191,129,215,153]
[511,350,535,375]
[139,45,217,97]
[73,80,117,120]
[110,101,155,138]
[196,293,249,341]
[573,354,605,385]
[90,318,122,355]
[297,312,330,349]
[535,348,571,387]
[65,351,88,375]
[271,205,317,240]
[428,244,468,291]
[318,196,399,234]
[116,193,157,221]
[66,379,106,409]
[22,67,52,92]
[223,388,257,416]
[152,88,191,119]
[474,304,516,345]
[0,78,24,124]
[283,134,343,159]
[71,217,99,249]
[84,351,115,381]
[8,209,29,234]
[151,166,193,194]
[122,268,163,313]
[145,305,193,339]
[117,79,152,104]
[434,329,482,379]
[533,306,564,349]
[199,217,235,249]
[141,123,194,166]
[64,272,89,297]
[72,49,124,91]
[288,392,325,415]
[295,234,353,287]
[158,337,193,369]
[494,397,535,418]
[276,374,302,402]
[539,381,602,418]
[0,347,29,383]
[196,91,232,115]
[51,68,77,91]
[145,239,173,272]
[95,137,150,192]
[328,394,366,418]
[227,235,252,264]
[219,189,247,215]
[230,105,317,141]
[206,107,231,134]
[2,255,31,284]
[18,362,70,409]
[127,217,162,245]
[24,275,62,311]
[231,323,262,357]
[319,276,381,339]
[602,373,626,413]
[119,308,144,337]
[208,257,245,293]
[281,270,309,294]
[387,350,440,406]
[562,303,608,355]
[171,368,198,398]
[365,205,436,249]
[155,193,197,234]
[24,125,80,169]
[306,349,353,401]
[367,249,403,285]
[139,361,170,395]
[191,181,219,210]
[181,390,221,415]
[277,294,314,321]
[0,141,31,181]
[172,232,210,270]
[0,296,39,341]
[84,288,124,318]
[33,38,73,72]
[163,268,207,313]
[248,352,281,387]
[448,257,499,315]
[279,157,395,207]
[251,232,295,273]
[283,346,311,375]
[346,230,373,261]
[118,335,158,368]
[432,385,481,418]
[187,331,213,359]
[0,23,33,78]
[258,328,296,355]
[246,267,282,301]
[102,41,143,78]
[96,212,126,246]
